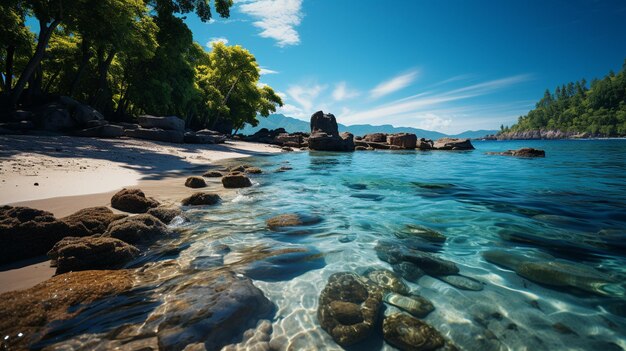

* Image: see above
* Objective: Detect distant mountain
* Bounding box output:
[241,114,497,139]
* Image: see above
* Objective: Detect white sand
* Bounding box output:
[0,135,281,205]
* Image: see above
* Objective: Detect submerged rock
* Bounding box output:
[382,313,455,351]
[47,236,139,274]
[392,261,425,283]
[61,206,127,236]
[0,270,134,350]
[383,293,435,318]
[185,176,207,188]
[481,249,554,271]
[181,192,221,206]
[235,247,326,282]
[437,274,484,291]
[147,206,183,224]
[103,214,169,245]
[367,269,410,295]
[318,272,383,346]
[376,241,459,276]
[111,188,159,213]
[222,172,253,188]
[488,148,546,157]
[396,224,447,243]
[266,213,322,230]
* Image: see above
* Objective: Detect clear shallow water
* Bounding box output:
[42,140,626,350]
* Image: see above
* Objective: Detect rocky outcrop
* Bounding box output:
[181,192,221,206]
[0,206,83,264]
[487,147,546,157]
[0,270,135,350]
[382,313,456,351]
[184,129,227,144]
[40,102,76,131]
[362,133,387,143]
[111,188,159,213]
[308,111,355,151]
[137,115,185,131]
[147,206,183,224]
[60,206,127,236]
[185,176,207,188]
[387,133,417,149]
[47,236,139,274]
[487,129,592,140]
[433,137,475,150]
[103,214,169,245]
[124,127,185,143]
[222,172,252,188]
[274,133,306,148]
[317,272,383,346]
[417,138,434,150]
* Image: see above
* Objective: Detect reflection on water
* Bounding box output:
[34,140,626,350]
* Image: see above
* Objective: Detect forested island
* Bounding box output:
[0,0,283,134]
[494,61,626,139]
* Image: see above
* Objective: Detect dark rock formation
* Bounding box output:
[147,206,183,224]
[387,133,417,149]
[184,129,226,144]
[40,102,75,131]
[137,115,185,131]
[383,313,455,351]
[366,269,410,294]
[417,138,434,150]
[203,170,224,177]
[318,272,383,346]
[308,111,355,151]
[124,128,184,143]
[222,172,252,188]
[181,192,221,206]
[376,241,459,276]
[110,188,159,213]
[433,137,475,150]
[0,270,135,350]
[487,147,546,157]
[245,167,263,174]
[103,214,169,245]
[48,236,139,274]
[61,206,127,236]
[362,133,387,143]
[185,176,207,188]
[488,129,589,140]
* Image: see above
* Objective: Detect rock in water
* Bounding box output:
[308,111,355,151]
[382,313,455,351]
[488,147,546,157]
[367,269,410,294]
[375,241,459,276]
[383,293,435,318]
[387,133,417,149]
[61,206,127,236]
[318,272,383,346]
[433,137,475,150]
[185,176,207,188]
[203,170,223,177]
[47,236,139,274]
[222,172,253,188]
[396,224,447,243]
[438,275,484,291]
[147,206,183,224]
[481,249,554,271]
[181,192,221,206]
[266,213,322,230]
[392,261,425,283]
[103,214,169,244]
[111,188,159,213]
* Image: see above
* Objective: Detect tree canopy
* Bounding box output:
[1,0,282,134]
[503,60,626,136]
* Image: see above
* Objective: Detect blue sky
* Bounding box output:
[184,0,626,133]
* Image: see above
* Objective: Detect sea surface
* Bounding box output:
[38,140,626,350]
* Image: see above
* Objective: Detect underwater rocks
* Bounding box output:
[487,147,545,157]
[111,188,159,213]
[437,274,484,291]
[0,270,135,350]
[0,205,84,264]
[47,236,139,274]
[383,293,435,318]
[382,313,456,351]
[185,176,207,188]
[234,246,326,281]
[318,272,383,346]
[376,241,459,276]
[222,171,253,188]
[367,269,410,295]
[181,192,221,206]
[147,206,183,224]
[396,224,447,243]
[103,214,169,245]
[392,261,425,283]
[266,213,323,230]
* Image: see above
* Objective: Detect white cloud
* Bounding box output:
[414,113,452,131]
[370,70,419,99]
[332,82,359,101]
[238,0,303,47]
[259,67,279,75]
[277,103,307,119]
[286,83,326,112]
[206,37,228,49]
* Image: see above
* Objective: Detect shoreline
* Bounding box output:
[0,135,283,293]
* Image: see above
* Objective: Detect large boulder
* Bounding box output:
[181,192,221,206]
[184,130,226,144]
[103,214,169,245]
[124,127,184,143]
[137,115,185,131]
[317,272,383,346]
[0,270,135,350]
[310,110,339,135]
[0,206,83,264]
[362,133,387,143]
[40,102,75,131]
[111,188,159,213]
[73,103,105,126]
[417,138,434,150]
[61,206,127,236]
[387,133,417,149]
[266,213,323,230]
[185,176,207,188]
[47,236,139,274]
[433,138,474,150]
[274,133,304,147]
[147,206,183,224]
[308,131,355,151]
[222,172,252,188]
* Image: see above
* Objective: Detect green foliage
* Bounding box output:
[507,60,626,136]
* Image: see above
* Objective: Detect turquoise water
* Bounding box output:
[39,140,626,350]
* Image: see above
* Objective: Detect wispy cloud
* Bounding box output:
[370,70,419,99]
[259,67,279,75]
[277,103,307,119]
[287,83,326,112]
[332,82,359,101]
[237,0,303,47]
[206,37,228,49]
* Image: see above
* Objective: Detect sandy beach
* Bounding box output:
[0,135,282,293]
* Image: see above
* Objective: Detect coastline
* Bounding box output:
[0,135,283,293]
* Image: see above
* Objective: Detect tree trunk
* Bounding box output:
[68,38,91,97]
[210,71,242,130]
[91,49,116,111]
[44,67,63,94]
[9,18,60,107]
[4,45,15,91]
